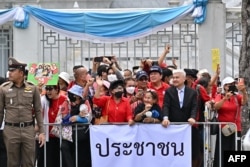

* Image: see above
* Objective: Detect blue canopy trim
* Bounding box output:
[0,2,207,43]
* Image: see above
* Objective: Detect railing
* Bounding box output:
[40,121,237,167]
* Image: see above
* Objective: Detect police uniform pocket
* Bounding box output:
[5,92,17,105]
[23,92,33,105]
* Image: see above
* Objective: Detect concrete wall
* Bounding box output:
[0,0,187,9]
[198,0,226,77]
[9,0,229,78]
[13,17,40,63]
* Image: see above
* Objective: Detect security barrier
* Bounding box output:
[39,123,90,167]
[40,121,237,167]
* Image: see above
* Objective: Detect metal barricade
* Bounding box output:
[40,121,237,167]
[39,122,90,167]
[95,121,238,167]
[160,121,238,167]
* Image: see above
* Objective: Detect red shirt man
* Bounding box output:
[147,66,170,108]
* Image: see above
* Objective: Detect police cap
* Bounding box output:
[8,57,27,71]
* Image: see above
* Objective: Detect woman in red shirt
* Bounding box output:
[38,84,68,167]
[93,78,134,125]
[213,77,248,167]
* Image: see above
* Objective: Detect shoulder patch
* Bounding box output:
[1,81,11,87]
[26,81,35,85]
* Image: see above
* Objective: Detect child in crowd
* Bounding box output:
[69,103,91,123]
[134,90,162,123]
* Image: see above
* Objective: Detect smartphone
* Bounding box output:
[94,57,103,62]
[228,85,238,94]
[105,56,113,61]
[238,78,244,85]
[152,61,159,66]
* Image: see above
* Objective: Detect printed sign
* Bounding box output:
[27,63,59,85]
[90,124,191,167]
[211,48,220,72]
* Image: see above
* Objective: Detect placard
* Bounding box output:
[27,63,59,85]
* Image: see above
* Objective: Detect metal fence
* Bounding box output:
[0,9,243,79]
[39,23,198,75]
[40,121,237,167]
[0,23,13,78]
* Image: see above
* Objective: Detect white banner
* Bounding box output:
[90,124,191,167]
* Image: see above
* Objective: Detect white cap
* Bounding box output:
[59,72,70,84]
[221,76,235,93]
[197,69,209,79]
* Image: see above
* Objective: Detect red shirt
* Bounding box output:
[214,94,242,131]
[191,82,211,127]
[93,96,133,122]
[192,79,217,100]
[48,95,67,135]
[147,82,170,108]
[67,81,76,90]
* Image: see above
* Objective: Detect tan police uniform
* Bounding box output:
[0,57,44,167]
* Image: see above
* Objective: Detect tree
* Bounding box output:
[239,0,250,135]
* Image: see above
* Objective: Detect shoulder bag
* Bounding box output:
[50,101,73,142]
[221,96,239,136]
[94,98,110,125]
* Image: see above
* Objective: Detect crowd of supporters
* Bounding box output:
[0,45,248,167]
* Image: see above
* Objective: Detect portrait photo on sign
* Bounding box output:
[27,63,59,85]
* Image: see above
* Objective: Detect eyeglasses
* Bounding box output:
[139,77,148,81]
[114,86,124,90]
[45,87,54,91]
[68,93,81,102]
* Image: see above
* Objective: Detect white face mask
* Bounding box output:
[107,74,118,82]
[126,86,135,94]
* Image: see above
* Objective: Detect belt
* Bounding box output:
[5,121,34,128]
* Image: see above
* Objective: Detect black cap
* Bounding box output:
[8,57,27,71]
[109,80,124,91]
[191,69,198,78]
[162,68,173,81]
[184,68,197,79]
[136,70,148,80]
[149,65,162,74]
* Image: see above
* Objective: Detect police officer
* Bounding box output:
[0,57,45,167]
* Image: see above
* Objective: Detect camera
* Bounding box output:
[152,61,159,66]
[92,107,102,118]
[94,56,113,62]
[94,57,103,62]
[228,85,238,94]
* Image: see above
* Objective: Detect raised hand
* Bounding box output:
[95,76,103,87]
